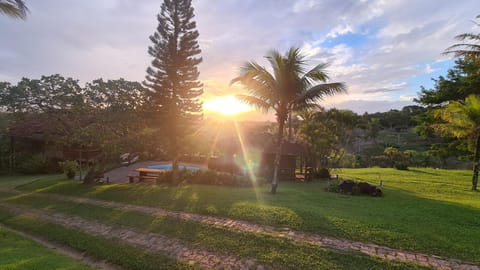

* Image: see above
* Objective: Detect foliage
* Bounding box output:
[432,94,480,189]
[298,108,359,171]
[157,170,263,187]
[444,15,480,62]
[0,0,28,19]
[59,160,79,179]
[16,154,58,174]
[144,0,203,183]
[232,47,346,193]
[416,59,480,106]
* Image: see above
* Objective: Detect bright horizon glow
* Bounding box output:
[203,96,252,116]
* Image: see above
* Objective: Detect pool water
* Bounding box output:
[148,163,203,171]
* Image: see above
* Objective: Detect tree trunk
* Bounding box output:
[471,134,480,191]
[171,126,180,185]
[288,112,292,142]
[271,119,285,194]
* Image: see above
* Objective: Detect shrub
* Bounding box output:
[17,154,49,174]
[394,161,409,170]
[156,169,264,187]
[327,179,383,197]
[59,160,79,179]
[325,181,340,193]
[315,168,331,179]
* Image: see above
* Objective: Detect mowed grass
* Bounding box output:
[0,209,195,270]
[8,167,480,263]
[0,192,428,270]
[0,174,63,189]
[0,226,91,270]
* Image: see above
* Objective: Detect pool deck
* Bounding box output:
[103,161,207,183]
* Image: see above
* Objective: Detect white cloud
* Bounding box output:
[1,0,479,114]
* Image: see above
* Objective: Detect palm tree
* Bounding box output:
[0,0,28,19]
[231,47,346,194]
[433,94,480,190]
[444,15,480,61]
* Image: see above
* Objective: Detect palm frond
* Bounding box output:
[231,61,277,100]
[301,63,330,88]
[295,82,347,105]
[236,94,271,113]
[0,0,28,19]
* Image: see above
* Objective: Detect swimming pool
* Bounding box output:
[147,163,203,171]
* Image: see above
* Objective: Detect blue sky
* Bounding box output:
[0,0,479,116]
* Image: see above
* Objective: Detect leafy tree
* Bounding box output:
[416,59,480,105]
[84,78,147,110]
[144,0,203,183]
[0,74,84,113]
[0,0,28,19]
[432,95,480,190]
[232,47,346,194]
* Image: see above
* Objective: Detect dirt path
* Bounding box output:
[2,188,479,270]
[0,202,268,270]
[0,224,122,270]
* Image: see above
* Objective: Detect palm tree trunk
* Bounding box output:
[472,133,480,191]
[271,119,285,194]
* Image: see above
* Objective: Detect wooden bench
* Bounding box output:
[129,168,165,183]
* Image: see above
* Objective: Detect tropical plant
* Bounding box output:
[144,0,203,184]
[231,47,346,194]
[444,15,480,62]
[433,94,480,190]
[0,0,28,19]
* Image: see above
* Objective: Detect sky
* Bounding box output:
[1,0,479,118]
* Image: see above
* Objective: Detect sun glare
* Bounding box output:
[204,96,252,116]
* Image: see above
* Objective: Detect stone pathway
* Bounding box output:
[2,188,479,270]
[0,202,267,270]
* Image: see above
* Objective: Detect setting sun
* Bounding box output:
[204,96,252,116]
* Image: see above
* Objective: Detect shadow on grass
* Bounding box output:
[14,177,480,264]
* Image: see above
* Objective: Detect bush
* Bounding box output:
[325,181,340,193]
[327,179,383,197]
[315,168,331,179]
[17,154,49,174]
[59,160,79,179]
[157,169,264,187]
[394,161,409,170]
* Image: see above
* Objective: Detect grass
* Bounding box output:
[5,167,480,264]
[0,174,63,189]
[0,209,195,270]
[0,192,428,270]
[0,226,91,270]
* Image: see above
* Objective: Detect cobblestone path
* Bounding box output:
[0,202,268,270]
[1,188,479,270]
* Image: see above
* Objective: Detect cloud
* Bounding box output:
[363,82,408,94]
[0,0,478,114]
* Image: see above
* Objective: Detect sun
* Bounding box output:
[204,96,252,116]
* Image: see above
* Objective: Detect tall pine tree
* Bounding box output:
[145,0,203,182]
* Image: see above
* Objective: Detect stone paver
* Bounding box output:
[0,202,268,270]
[2,188,479,270]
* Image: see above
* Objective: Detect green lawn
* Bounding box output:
[0,192,426,270]
[3,167,480,264]
[0,226,91,270]
[0,174,63,189]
